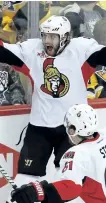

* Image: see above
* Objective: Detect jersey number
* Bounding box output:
[62,161,73,173]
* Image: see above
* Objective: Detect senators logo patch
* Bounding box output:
[40,58,70,98]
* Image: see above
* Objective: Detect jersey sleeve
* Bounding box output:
[83,37,104,61]
[71,37,104,67]
[0,38,39,69]
[52,149,89,201]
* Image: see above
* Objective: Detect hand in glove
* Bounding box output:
[11,181,45,203]
[11,180,63,203]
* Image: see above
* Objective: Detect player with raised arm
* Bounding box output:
[0,15,106,199]
[10,103,106,203]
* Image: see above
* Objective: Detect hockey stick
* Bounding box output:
[0,165,17,189]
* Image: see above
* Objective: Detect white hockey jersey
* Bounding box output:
[1,37,104,127]
[52,132,106,203]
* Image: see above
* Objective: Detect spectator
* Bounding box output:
[58,2,105,38]
[0,2,28,105]
[0,1,27,43]
[93,1,106,18]
[87,19,106,99]
[0,63,26,105]
[87,73,104,99]
[59,3,85,37]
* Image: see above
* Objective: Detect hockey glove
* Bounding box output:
[11,180,63,203]
[11,181,45,203]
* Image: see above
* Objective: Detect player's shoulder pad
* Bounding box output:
[67,37,99,58]
[18,38,42,52]
[70,37,98,47]
[61,144,90,163]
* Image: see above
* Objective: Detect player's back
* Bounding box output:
[80,132,106,202]
[58,132,106,203]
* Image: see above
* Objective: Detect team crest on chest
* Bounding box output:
[40,58,70,98]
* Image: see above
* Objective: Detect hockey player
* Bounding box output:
[58,1,106,38]
[1,15,106,193]
[10,104,106,203]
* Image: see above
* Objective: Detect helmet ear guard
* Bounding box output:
[64,104,98,138]
[67,125,76,137]
[59,32,70,52]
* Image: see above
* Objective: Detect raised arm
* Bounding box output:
[87,46,106,67]
[71,37,106,67]
[71,37,106,85]
[0,41,24,67]
[80,37,106,67]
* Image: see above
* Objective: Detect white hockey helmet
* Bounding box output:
[40,15,71,54]
[64,104,98,138]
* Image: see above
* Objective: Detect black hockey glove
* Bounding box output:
[11,181,45,203]
[11,180,64,203]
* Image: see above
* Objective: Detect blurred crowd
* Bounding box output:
[0,1,27,105]
[50,1,106,99]
[0,1,106,106]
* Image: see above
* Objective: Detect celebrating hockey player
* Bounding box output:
[0,15,106,196]
[10,104,106,203]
